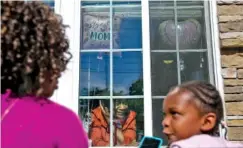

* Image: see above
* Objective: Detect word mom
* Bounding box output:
[90,32,110,41]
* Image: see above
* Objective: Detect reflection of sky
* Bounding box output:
[80,1,142,96]
[79,52,142,96]
[42,0,55,8]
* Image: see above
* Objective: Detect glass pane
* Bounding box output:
[79,99,110,147]
[113,52,143,96]
[176,1,206,49]
[180,52,209,82]
[79,98,143,147]
[152,99,168,145]
[42,0,55,8]
[79,52,110,96]
[149,1,175,50]
[113,1,142,49]
[113,99,144,146]
[81,1,111,50]
[151,53,178,96]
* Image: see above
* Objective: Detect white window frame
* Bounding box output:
[53,0,226,147]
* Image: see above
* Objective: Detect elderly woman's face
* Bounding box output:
[100,100,129,119]
[114,100,129,119]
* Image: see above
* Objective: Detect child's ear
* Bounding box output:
[200,113,217,132]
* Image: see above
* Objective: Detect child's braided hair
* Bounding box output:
[175,81,224,135]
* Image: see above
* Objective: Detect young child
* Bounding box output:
[1,1,88,148]
[162,81,243,148]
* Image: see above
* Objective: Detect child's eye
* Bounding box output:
[170,111,179,117]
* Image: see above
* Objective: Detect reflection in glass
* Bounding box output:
[113,52,143,96]
[113,99,144,145]
[152,99,168,145]
[151,53,178,96]
[113,1,142,49]
[177,8,206,49]
[81,5,111,50]
[79,52,110,96]
[79,99,143,146]
[149,1,175,50]
[180,52,209,82]
[42,0,55,8]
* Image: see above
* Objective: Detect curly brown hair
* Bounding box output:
[1,1,71,97]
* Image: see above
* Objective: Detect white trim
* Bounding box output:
[141,0,153,137]
[54,0,61,14]
[209,0,226,138]
[204,0,214,84]
[72,0,82,114]
[54,0,77,113]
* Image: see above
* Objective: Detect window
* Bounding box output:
[149,1,214,143]
[79,1,144,147]
[56,0,224,147]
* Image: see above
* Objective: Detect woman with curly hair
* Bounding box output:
[1,1,88,148]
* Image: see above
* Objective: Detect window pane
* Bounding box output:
[180,52,209,82]
[79,99,110,146]
[79,98,143,147]
[113,1,142,49]
[149,1,175,50]
[152,99,168,145]
[176,1,206,49]
[151,52,178,96]
[113,99,144,145]
[42,0,55,8]
[79,52,110,96]
[81,1,142,50]
[81,2,110,50]
[113,52,143,96]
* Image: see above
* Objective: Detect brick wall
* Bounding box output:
[218,0,243,141]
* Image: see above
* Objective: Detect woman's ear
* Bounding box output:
[200,113,217,133]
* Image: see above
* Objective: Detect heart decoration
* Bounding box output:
[159,19,202,49]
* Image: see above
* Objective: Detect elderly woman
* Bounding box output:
[89,100,137,146]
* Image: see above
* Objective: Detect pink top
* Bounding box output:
[1,90,88,148]
[170,134,243,148]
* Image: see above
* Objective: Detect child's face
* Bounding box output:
[162,88,204,145]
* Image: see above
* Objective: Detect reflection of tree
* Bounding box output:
[82,87,125,96]
[129,78,143,95]
[128,78,144,132]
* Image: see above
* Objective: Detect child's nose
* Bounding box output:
[162,115,170,128]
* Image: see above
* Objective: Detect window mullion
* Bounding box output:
[174,0,181,85]
[142,0,153,137]
[109,0,114,146]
